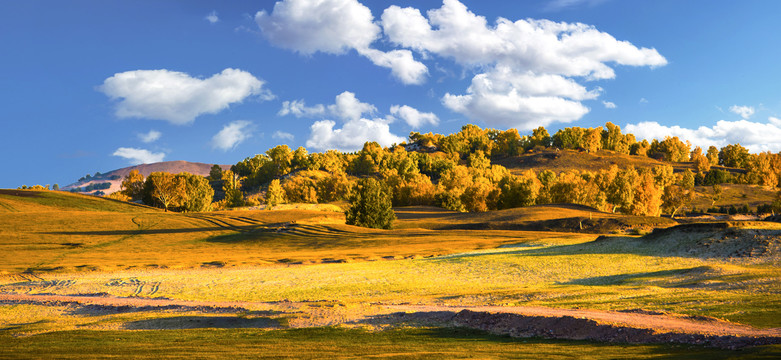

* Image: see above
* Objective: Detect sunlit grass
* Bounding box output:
[1,327,778,360]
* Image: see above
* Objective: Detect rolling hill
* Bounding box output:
[62,160,231,195]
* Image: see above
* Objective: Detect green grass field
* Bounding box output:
[1,190,780,358]
[3,327,779,360]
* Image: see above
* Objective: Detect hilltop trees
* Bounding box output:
[189,122,779,218]
[719,144,750,168]
[345,178,395,229]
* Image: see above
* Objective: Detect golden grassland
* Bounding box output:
[1,190,780,357]
[5,327,776,360]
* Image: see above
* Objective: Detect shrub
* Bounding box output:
[345,178,395,229]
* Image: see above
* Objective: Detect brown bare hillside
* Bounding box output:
[63,160,231,195]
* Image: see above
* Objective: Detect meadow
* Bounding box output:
[1,190,780,358]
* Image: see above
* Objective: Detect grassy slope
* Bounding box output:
[1,188,780,358]
[394,204,677,233]
[3,328,778,360]
[0,192,777,328]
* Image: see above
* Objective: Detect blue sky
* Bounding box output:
[2,0,781,188]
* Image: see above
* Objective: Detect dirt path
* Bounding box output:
[2,293,780,349]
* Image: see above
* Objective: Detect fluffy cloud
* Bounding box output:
[255,0,427,84]
[625,118,781,153]
[729,105,755,119]
[278,99,325,118]
[390,104,439,128]
[138,130,161,143]
[382,0,666,78]
[256,0,379,55]
[273,130,295,141]
[442,68,591,130]
[328,91,376,121]
[378,0,666,128]
[602,101,617,109]
[205,11,219,24]
[279,91,376,121]
[360,48,428,85]
[100,68,268,125]
[306,118,405,151]
[112,147,165,165]
[211,120,253,151]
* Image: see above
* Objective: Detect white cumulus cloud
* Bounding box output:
[442,68,591,130]
[256,0,379,55]
[602,101,617,109]
[138,130,161,143]
[380,0,665,129]
[205,11,219,24]
[328,91,376,121]
[100,68,268,125]
[278,99,326,118]
[306,118,405,152]
[389,104,439,128]
[279,91,376,121]
[255,0,427,84]
[729,105,755,119]
[112,147,165,165]
[273,130,295,141]
[211,120,254,151]
[625,118,781,153]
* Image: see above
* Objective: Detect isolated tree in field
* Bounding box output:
[711,184,723,206]
[345,178,395,229]
[144,172,185,211]
[266,179,285,209]
[121,169,145,201]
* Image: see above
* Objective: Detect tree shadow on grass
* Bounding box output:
[41,226,258,236]
[124,315,284,330]
[559,266,716,286]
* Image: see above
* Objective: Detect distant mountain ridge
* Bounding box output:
[63,160,231,195]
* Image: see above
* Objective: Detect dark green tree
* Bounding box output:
[345,178,395,229]
[209,164,223,181]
